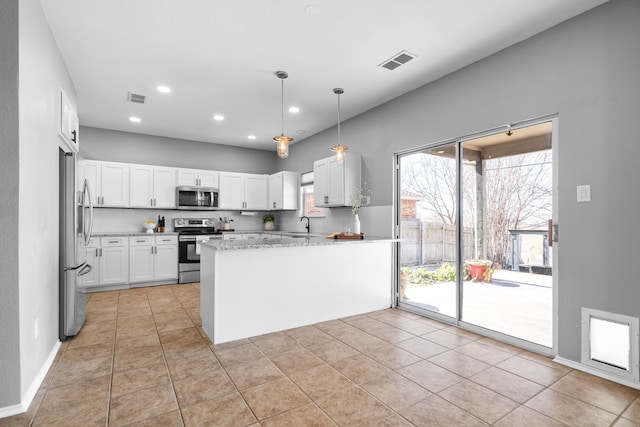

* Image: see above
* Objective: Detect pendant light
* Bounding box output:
[330,88,348,163]
[273,71,293,158]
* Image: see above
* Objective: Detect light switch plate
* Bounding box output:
[577,185,591,202]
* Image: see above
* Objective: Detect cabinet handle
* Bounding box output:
[136,240,145,243]
[71,130,77,143]
[324,196,328,204]
[273,202,276,208]
[95,248,99,257]
[108,240,119,243]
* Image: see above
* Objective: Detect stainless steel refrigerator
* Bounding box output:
[59,148,93,340]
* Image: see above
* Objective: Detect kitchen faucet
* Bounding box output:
[300,216,310,233]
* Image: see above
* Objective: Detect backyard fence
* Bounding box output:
[400,220,475,266]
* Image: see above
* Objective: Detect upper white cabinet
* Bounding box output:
[130,164,176,208]
[313,153,361,207]
[268,171,299,210]
[219,172,268,210]
[59,89,79,153]
[177,168,219,188]
[79,160,130,207]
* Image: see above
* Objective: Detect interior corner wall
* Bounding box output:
[278,0,640,367]
[17,0,77,407]
[79,126,278,174]
[0,0,22,409]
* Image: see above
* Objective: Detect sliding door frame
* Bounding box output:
[393,114,558,357]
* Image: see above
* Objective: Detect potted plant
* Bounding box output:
[464,259,493,282]
[262,213,275,231]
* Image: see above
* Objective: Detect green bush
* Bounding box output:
[401,263,457,285]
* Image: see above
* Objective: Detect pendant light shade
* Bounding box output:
[330,88,348,163]
[273,71,293,158]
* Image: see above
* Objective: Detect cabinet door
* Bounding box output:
[129,244,154,283]
[79,160,101,206]
[81,246,100,288]
[154,167,177,208]
[327,158,345,205]
[101,162,130,207]
[154,244,178,281]
[281,171,299,210]
[219,172,245,209]
[177,168,198,186]
[244,175,268,210]
[129,164,154,208]
[268,173,283,210]
[100,246,129,285]
[313,159,329,207]
[198,170,219,188]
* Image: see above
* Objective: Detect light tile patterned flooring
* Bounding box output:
[3,283,640,426]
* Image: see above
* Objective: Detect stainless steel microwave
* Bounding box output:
[176,186,219,210]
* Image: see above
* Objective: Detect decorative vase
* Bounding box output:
[264,221,275,231]
[351,213,361,234]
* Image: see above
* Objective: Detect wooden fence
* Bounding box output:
[400,220,475,266]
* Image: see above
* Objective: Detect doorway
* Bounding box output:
[396,119,555,351]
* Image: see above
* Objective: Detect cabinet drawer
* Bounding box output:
[101,237,127,247]
[129,236,153,246]
[155,235,178,245]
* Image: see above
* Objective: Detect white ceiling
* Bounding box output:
[41,0,607,153]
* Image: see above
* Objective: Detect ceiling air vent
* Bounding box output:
[127,92,146,104]
[379,50,417,71]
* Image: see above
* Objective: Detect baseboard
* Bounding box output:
[0,340,61,419]
[554,356,640,390]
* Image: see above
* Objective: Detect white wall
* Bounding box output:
[14,0,76,412]
[0,0,21,409]
[278,0,640,370]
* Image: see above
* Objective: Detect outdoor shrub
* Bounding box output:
[402,263,456,285]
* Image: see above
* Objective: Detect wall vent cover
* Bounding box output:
[127,92,146,104]
[379,50,417,71]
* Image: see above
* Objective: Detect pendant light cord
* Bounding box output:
[281,77,285,135]
[337,91,341,145]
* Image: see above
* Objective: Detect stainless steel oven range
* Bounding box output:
[175,218,222,284]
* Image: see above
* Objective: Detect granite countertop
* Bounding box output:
[201,235,397,251]
[92,231,179,237]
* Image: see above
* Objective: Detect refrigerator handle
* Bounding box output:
[65,261,87,272]
[78,263,93,277]
[83,179,94,246]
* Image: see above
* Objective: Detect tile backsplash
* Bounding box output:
[91,205,393,237]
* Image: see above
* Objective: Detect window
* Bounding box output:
[300,172,325,217]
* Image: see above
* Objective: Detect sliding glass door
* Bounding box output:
[396,121,554,349]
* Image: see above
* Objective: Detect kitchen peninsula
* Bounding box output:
[199,235,395,344]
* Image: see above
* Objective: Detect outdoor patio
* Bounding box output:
[402,269,552,347]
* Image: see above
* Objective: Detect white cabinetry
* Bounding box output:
[268,171,299,210]
[177,168,219,188]
[79,160,130,207]
[59,89,79,153]
[219,172,268,210]
[99,237,129,286]
[313,153,361,207]
[130,164,176,208]
[80,238,100,288]
[129,235,178,284]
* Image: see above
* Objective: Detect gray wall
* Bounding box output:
[278,0,640,366]
[80,126,278,174]
[0,0,21,408]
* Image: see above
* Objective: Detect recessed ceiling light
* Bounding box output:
[288,106,300,113]
[156,85,171,93]
[248,135,257,140]
[129,116,141,123]
[213,115,224,121]
[296,129,306,134]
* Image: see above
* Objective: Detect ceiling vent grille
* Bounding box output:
[379,50,417,71]
[127,92,146,104]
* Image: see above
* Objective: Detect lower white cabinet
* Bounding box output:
[80,236,129,288]
[129,235,178,283]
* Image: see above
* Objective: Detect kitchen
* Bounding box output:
[4,0,640,424]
